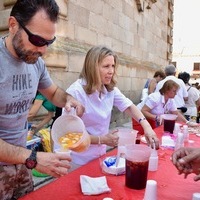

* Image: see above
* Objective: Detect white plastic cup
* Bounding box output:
[173,123,181,136]
[144,180,157,200]
[54,148,71,157]
[193,193,200,200]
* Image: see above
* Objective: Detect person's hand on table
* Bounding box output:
[144,128,159,150]
[171,147,200,181]
[101,130,119,147]
[35,152,72,178]
[187,121,199,127]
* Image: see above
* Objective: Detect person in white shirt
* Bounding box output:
[178,72,200,121]
[139,80,191,125]
[140,70,165,102]
[155,64,188,113]
[64,45,159,166]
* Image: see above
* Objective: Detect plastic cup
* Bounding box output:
[193,193,200,200]
[161,114,177,134]
[144,180,157,200]
[54,148,71,157]
[125,144,151,189]
[51,112,91,153]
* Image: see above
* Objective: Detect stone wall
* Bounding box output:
[0,0,174,126]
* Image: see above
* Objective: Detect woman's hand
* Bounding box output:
[144,128,159,149]
[101,130,119,147]
[187,121,199,127]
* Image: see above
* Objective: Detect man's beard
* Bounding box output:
[12,31,42,64]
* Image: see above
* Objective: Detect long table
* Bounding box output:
[20,125,200,200]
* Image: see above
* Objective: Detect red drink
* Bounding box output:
[135,139,140,144]
[125,159,149,189]
[135,134,141,144]
[164,119,175,133]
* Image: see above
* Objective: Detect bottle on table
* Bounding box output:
[148,147,158,171]
[182,125,189,143]
[174,132,184,150]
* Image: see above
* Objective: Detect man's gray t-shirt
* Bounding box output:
[0,37,52,155]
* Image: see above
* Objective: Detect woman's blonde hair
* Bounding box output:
[80,45,118,94]
[159,80,179,95]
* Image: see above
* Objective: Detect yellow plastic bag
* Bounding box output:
[38,129,52,152]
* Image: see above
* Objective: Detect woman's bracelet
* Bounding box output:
[138,117,146,123]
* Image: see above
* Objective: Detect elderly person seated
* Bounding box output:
[133,80,199,135]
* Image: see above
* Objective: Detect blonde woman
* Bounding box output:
[63,45,159,167]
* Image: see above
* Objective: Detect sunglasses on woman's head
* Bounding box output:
[18,21,56,47]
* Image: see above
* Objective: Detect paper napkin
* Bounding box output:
[80,175,111,195]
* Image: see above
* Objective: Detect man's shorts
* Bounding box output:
[0,164,33,200]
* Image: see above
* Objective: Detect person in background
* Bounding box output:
[171,147,200,181]
[155,64,188,113]
[61,45,159,169]
[148,70,166,94]
[140,70,166,102]
[139,80,198,126]
[28,91,56,134]
[178,72,200,122]
[134,80,198,135]
[0,0,84,199]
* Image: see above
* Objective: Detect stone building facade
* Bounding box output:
[0,0,174,126]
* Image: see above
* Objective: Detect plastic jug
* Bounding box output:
[117,127,138,157]
[51,109,91,152]
[117,127,137,146]
[125,144,151,190]
[161,114,177,134]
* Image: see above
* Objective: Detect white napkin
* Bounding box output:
[80,175,111,195]
[161,135,175,148]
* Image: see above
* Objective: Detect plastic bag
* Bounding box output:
[37,128,52,152]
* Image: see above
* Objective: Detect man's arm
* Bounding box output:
[39,84,84,117]
[0,139,30,164]
[0,138,72,177]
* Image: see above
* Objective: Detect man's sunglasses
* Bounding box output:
[18,21,56,47]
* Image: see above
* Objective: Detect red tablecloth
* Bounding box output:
[20,126,200,200]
